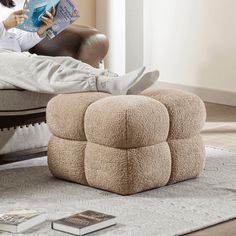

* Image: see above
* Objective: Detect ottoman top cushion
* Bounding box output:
[47,92,110,141]
[84,95,169,149]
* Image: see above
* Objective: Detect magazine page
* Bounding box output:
[17,0,60,32]
[47,0,80,39]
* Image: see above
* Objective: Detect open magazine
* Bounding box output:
[17,0,80,39]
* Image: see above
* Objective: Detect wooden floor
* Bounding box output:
[187,103,236,236]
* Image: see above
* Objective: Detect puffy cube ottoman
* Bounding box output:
[46,88,206,195]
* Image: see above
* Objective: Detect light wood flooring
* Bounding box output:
[187,103,236,236]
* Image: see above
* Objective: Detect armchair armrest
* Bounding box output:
[30,25,109,68]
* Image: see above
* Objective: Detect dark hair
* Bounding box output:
[0,0,15,8]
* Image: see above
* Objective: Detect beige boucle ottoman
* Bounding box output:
[46,88,206,195]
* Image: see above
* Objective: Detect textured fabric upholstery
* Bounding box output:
[47,88,206,195]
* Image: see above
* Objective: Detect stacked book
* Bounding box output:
[0,209,116,235]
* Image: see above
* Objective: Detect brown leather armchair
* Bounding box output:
[0,25,109,164]
[31,25,109,68]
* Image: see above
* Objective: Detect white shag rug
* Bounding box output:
[0,147,236,236]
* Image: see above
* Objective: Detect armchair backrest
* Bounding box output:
[30,25,109,68]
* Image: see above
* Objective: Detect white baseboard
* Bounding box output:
[154,81,236,107]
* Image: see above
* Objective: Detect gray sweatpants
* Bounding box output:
[0,49,107,94]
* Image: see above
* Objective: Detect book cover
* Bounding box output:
[0,209,41,225]
[52,210,116,235]
[0,209,45,233]
[47,0,80,39]
[17,0,59,32]
[17,0,80,39]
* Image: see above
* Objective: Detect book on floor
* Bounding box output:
[0,209,46,233]
[17,0,80,39]
[51,210,116,235]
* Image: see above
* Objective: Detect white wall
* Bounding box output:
[96,0,126,74]
[96,0,236,104]
[144,0,236,93]
[74,0,96,27]
[126,0,143,72]
[96,0,143,74]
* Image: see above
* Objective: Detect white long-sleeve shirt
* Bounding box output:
[0,2,43,52]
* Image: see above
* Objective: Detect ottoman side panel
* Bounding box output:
[85,142,172,195]
[127,142,171,194]
[142,88,206,183]
[84,96,170,149]
[46,92,110,141]
[142,88,206,140]
[85,142,129,195]
[168,135,205,184]
[48,136,88,185]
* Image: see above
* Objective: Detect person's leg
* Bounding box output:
[28,53,105,75]
[0,51,158,94]
[0,51,97,94]
[24,52,148,95]
[27,53,159,95]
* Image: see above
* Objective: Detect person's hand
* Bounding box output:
[37,8,56,38]
[3,10,28,30]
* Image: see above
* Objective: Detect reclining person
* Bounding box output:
[0,0,159,95]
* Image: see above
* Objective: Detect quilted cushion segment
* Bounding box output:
[46,92,110,141]
[142,88,206,140]
[84,95,170,149]
[84,142,172,195]
[168,135,205,184]
[48,136,88,185]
